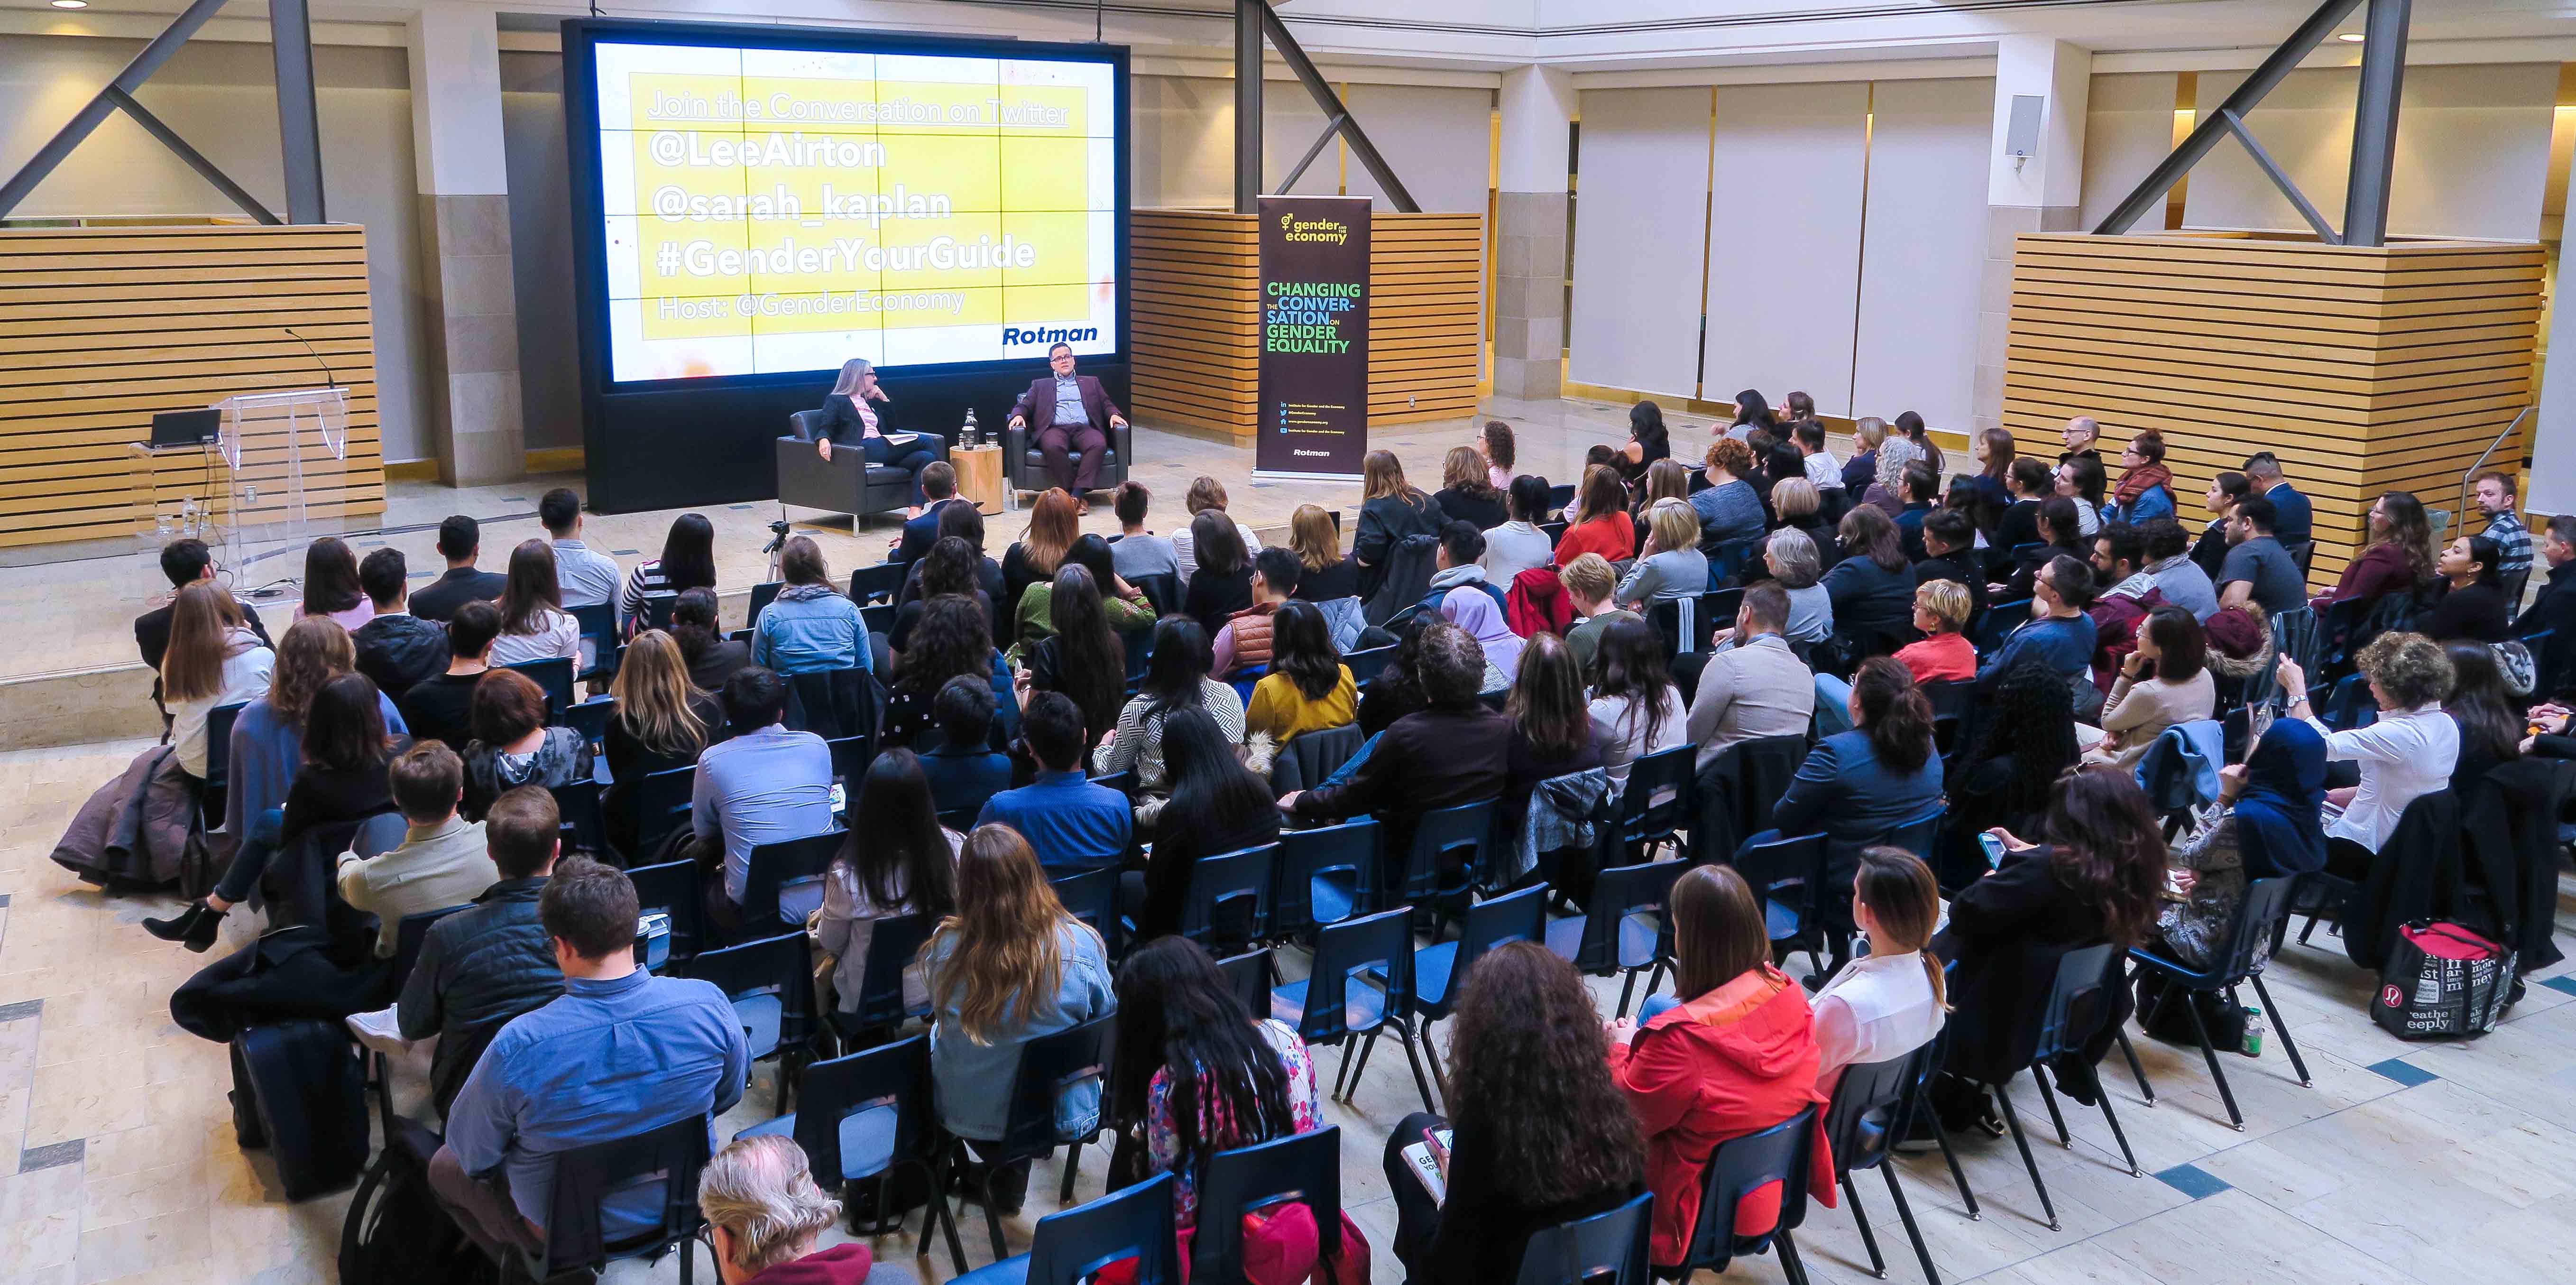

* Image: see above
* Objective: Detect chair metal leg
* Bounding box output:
[1330,1037,1356,1100]
[2180,987,2245,1130]
[2248,973,2313,1087]
[1917,1081,1980,1220]
[2030,1064,2073,1149]
[1396,1021,1440,1114]
[1419,1023,1450,1103]
[1059,1136,1084,1204]
[679,1229,694,1285]
[1347,1027,1385,1099]
[1616,968,1639,1019]
[1842,1174,1887,1278]
[1880,1163,1941,1285]
[2116,1027,2157,1106]
[1776,1227,1814,1285]
[918,1146,968,1276]
[1992,1082,2060,1230]
[976,1166,1008,1263]
[2092,1075,2142,1177]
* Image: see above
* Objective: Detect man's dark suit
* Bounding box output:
[893,496,973,569]
[1009,374,1122,492]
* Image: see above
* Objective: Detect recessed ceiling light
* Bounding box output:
[49,1,90,9]
[2337,31,2364,42]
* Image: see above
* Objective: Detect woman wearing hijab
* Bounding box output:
[2149,720,2328,970]
[1440,589,1524,690]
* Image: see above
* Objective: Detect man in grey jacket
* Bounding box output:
[397,786,565,1115]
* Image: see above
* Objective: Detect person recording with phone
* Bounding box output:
[810,357,942,518]
[1008,342,1129,496]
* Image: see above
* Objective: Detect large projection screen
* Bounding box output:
[562,20,1128,513]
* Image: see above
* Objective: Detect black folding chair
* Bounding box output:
[1543,859,1687,1018]
[674,931,818,1116]
[736,830,844,938]
[516,1115,712,1285]
[1674,1106,1818,1283]
[1986,943,2143,1230]
[627,858,703,969]
[935,1012,1117,1269]
[2126,875,2313,1130]
[1822,1045,1944,1285]
[1271,907,1437,1112]
[1191,1127,1344,1285]
[504,656,576,724]
[729,1035,956,1246]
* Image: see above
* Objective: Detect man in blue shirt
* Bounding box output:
[431,858,748,1264]
[1976,554,2099,710]
[978,692,1129,869]
[918,675,1014,819]
[692,667,836,930]
[2242,453,2312,548]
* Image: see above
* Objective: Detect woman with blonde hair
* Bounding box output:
[813,356,938,514]
[1811,847,1948,1093]
[1894,578,1978,683]
[1617,499,1710,606]
[1170,474,1262,581]
[1434,444,1508,531]
[1279,503,1358,604]
[604,631,724,845]
[1630,457,1694,550]
[487,538,580,666]
[1842,416,1886,494]
[1355,449,1445,597]
[921,824,1114,1209]
[1004,487,1083,608]
[1766,475,1839,570]
[162,582,275,780]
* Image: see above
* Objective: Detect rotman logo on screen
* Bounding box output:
[1003,326,1097,350]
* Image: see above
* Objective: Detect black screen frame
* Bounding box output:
[561,17,1130,513]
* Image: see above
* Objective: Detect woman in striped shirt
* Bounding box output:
[617,512,718,637]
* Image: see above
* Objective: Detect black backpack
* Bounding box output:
[340,1122,482,1284]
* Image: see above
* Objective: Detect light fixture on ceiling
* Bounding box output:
[49,0,89,9]
[2337,32,2364,42]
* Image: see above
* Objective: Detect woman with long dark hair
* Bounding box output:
[488,537,580,666]
[1013,533,1153,658]
[1613,400,1672,487]
[1555,463,1638,565]
[1969,427,2017,522]
[1769,656,1941,891]
[1727,389,1778,443]
[1386,942,1646,1283]
[1895,409,1943,475]
[892,534,996,656]
[1938,657,2078,887]
[2081,605,2214,770]
[1024,563,1130,758]
[1095,616,1244,797]
[1243,600,1355,744]
[1181,508,1255,630]
[2319,489,2436,611]
[617,511,717,636]
[2422,534,2510,643]
[1354,449,1445,597]
[1130,707,1281,939]
[668,586,750,693]
[883,593,1007,751]
[1480,419,1518,490]
[1821,504,1915,650]
[2055,453,2108,537]
[817,749,960,1024]
[1587,615,1685,796]
[1112,937,1319,1233]
[1608,864,1823,1270]
[1503,632,1601,829]
[298,536,372,630]
[2443,639,2523,793]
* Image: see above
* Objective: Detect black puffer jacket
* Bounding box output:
[352,612,450,701]
[396,876,562,1114]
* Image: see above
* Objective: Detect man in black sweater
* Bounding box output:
[1913,509,1988,627]
[397,786,565,1115]
[351,548,449,701]
[409,515,509,622]
[135,537,269,674]
[398,601,500,753]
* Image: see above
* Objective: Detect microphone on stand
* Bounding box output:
[284,327,340,390]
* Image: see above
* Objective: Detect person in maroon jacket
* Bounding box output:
[1007,342,1130,494]
[696,1135,883,1285]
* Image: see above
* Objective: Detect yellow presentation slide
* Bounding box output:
[591,41,1119,383]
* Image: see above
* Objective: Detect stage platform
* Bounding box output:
[0,395,1718,749]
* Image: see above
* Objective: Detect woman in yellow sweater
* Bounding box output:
[1243,601,1356,744]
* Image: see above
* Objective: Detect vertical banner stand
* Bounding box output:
[1252,194,1370,481]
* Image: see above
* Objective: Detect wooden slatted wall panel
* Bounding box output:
[1370,211,1483,425]
[0,222,386,549]
[2000,232,2541,587]
[1131,210,1260,439]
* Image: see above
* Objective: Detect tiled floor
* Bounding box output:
[1,732,2570,1283]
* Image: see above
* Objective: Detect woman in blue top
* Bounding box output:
[2112,431,2177,525]
[1766,656,1943,893]
[1691,438,1767,550]
[754,536,870,675]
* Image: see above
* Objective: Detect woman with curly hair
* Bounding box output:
[2316,489,2436,612]
[1694,437,1767,548]
[881,594,1010,751]
[2274,633,2457,873]
[1385,941,1646,1284]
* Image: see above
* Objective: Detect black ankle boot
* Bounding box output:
[143,901,222,952]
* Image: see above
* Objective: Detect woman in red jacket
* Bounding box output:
[1606,864,1834,1270]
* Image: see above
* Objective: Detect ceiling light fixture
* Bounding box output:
[49,1,90,9]
[2337,32,2364,42]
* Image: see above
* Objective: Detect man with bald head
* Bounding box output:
[2059,416,2103,465]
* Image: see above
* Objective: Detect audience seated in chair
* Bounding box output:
[2138,516,2220,623]
[410,515,510,623]
[1022,561,1138,762]
[921,824,1114,1213]
[671,587,754,695]
[488,538,584,667]
[1554,464,1636,567]
[1764,657,1942,894]
[894,503,1009,648]
[1821,505,1916,654]
[2146,721,2329,973]
[1168,476,1264,582]
[1914,508,1987,627]
[1691,438,1768,550]
[1419,519,1509,619]
[756,537,872,676]
[2083,520,2161,688]
[1977,555,2098,713]
[1588,616,1689,797]
[1895,579,1978,684]
[1689,584,1817,770]
[1004,488,1083,617]
[336,741,500,958]
[1483,475,1558,585]
[917,675,1013,819]
[137,536,272,696]
[1182,508,1258,634]
[890,461,970,570]
[1499,632,1605,841]
[979,692,1130,871]
[698,1134,901,1285]
[818,749,962,1024]
[159,582,276,781]
[1242,601,1358,747]
[1095,618,1245,799]
[1112,936,1322,1232]
[2420,534,2511,644]
[432,857,750,1264]
[602,631,728,854]
[880,594,1013,752]
[1619,500,1709,607]
[397,784,567,1116]
[461,668,592,822]
[1433,444,1510,533]
[2214,497,2306,620]
[1015,535,1155,665]
[2079,606,2215,771]
[1282,620,1510,887]
[351,547,449,701]
[1108,480,1182,582]
[2272,637,2458,878]
[616,513,719,639]
[540,488,624,611]
[1560,553,1643,677]
[2313,490,2436,617]
[689,666,835,929]
[1754,528,1834,646]
[1356,451,1448,599]
[1606,864,1831,1272]
[1934,659,2078,888]
[1214,547,1303,679]
[1284,501,1362,608]
[1386,941,1647,1285]
[1127,707,1279,939]
[1813,849,1948,1096]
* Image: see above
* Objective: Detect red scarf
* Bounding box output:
[2114,462,2172,506]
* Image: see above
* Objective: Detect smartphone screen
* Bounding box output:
[1979,833,2007,868]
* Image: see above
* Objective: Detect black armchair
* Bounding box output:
[777,410,948,527]
[1003,418,1131,499]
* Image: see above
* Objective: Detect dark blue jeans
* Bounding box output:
[863,434,939,506]
[212,807,285,905]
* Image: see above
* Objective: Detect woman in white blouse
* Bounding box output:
[1812,847,1949,1095]
[1584,615,1688,797]
[161,582,276,779]
[2272,636,2459,878]
[485,537,584,667]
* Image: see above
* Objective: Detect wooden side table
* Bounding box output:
[951,443,1004,515]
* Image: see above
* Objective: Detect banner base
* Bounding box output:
[1251,470,1363,483]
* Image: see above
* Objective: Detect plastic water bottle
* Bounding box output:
[2241,1006,2264,1057]
[961,407,979,447]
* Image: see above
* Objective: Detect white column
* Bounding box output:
[1975,36,2091,435]
[406,3,524,486]
[1494,65,1573,403]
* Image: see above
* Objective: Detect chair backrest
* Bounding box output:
[825,734,872,790]
[1732,831,1829,949]
[1696,588,1745,651]
[1270,722,1365,796]
[351,809,409,858]
[848,912,937,1030]
[1681,1105,1816,1273]
[1131,573,1181,617]
[1339,643,1397,681]
[2322,671,2378,731]
[995,1010,1116,1153]
[1181,842,1279,950]
[1050,867,1120,961]
[548,778,606,858]
[1297,906,1414,1044]
[537,1113,710,1276]
[205,700,247,790]
[1400,797,1496,904]
[1971,598,2032,656]
[389,903,473,995]
[626,859,703,966]
[1216,948,1273,1018]
[2285,539,2316,578]
[789,1035,937,1189]
[1516,1191,1654,1285]
[2215,876,2302,981]
[738,830,845,931]
[1572,860,1687,975]
[570,602,617,668]
[1425,883,1548,1016]
[504,656,576,725]
[1549,481,1576,516]
[1191,1126,1343,1285]
[2031,943,2118,1064]
[2268,604,2319,693]
[848,561,908,607]
[565,696,616,750]
[1822,1042,1934,1177]
[1028,1171,1182,1285]
[1619,746,1695,844]
[749,580,784,624]
[630,765,697,859]
[1872,802,1944,863]
[677,932,812,1061]
[1272,816,1378,934]
[1090,768,1139,798]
